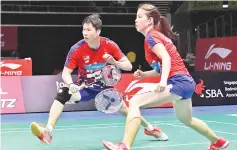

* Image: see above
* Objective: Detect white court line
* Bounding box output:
[162,123,188,128]
[0,122,127,131]
[171,120,237,126]
[0,125,125,133]
[163,123,237,136]
[0,122,187,133]
[1,123,173,133]
[132,140,237,149]
[203,120,237,126]
[226,114,237,117]
[0,120,178,131]
[215,131,237,136]
[2,121,237,137]
[2,122,237,149]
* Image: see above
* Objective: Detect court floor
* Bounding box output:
[1,105,237,150]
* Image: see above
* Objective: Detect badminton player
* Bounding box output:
[102,3,229,150]
[30,14,168,144]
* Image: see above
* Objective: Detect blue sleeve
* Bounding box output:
[150,61,161,73]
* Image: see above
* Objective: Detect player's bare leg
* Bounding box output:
[173,99,229,150]
[103,87,180,149]
[30,87,72,144]
[123,89,178,148]
[119,101,168,140]
[47,100,64,129]
[30,100,63,144]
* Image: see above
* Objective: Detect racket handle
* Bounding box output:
[68,84,86,94]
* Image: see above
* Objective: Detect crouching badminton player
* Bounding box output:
[102,3,229,150]
[30,13,168,144]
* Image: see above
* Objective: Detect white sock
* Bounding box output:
[145,124,154,131]
[46,124,53,133]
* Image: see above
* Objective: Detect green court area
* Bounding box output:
[1,112,237,150]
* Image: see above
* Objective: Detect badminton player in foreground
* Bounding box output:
[102,3,229,150]
[30,14,168,144]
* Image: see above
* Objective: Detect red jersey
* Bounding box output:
[144,29,189,78]
[65,37,125,83]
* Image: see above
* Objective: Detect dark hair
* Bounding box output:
[138,3,175,40]
[82,14,102,30]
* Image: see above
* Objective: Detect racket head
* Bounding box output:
[101,65,122,87]
[95,88,123,114]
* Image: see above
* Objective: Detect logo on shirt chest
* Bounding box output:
[83,56,90,63]
[85,62,106,71]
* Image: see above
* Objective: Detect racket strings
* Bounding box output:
[95,88,123,113]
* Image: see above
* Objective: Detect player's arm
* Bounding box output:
[103,53,132,71]
[151,43,171,83]
[106,41,132,71]
[145,34,170,82]
[62,67,74,86]
[63,49,78,86]
[115,56,132,71]
[143,70,160,77]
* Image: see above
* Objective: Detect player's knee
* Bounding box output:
[119,104,128,117]
[177,116,193,127]
[127,102,141,118]
[128,99,140,109]
[55,87,72,105]
[126,111,141,124]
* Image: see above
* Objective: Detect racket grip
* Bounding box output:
[68,84,86,94]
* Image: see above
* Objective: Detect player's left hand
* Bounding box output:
[103,53,117,65]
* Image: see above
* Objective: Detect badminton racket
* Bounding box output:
[95,84,172,114]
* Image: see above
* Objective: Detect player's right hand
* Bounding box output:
[103,53,117,65]
[69,83,80,93]
[134,69,145,79]
[68,83,86,94]
[69,83,86,93]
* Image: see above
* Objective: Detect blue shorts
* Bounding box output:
[167,74,196,100]
[79,85,108,101]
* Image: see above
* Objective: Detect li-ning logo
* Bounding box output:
[0,62,22,75]
[205,44,232,59]
[124,80,156,102]
[204,44,232,71]
[0,62,22,69]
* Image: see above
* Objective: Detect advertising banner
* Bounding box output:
[192,72,237,106]
[22,74,171,113]
[1,72,237,114]
[114,74,172,107]
[0,59,32,76]
[0,76,25,114]
[195,37,237,72]
[21,75,96,113]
